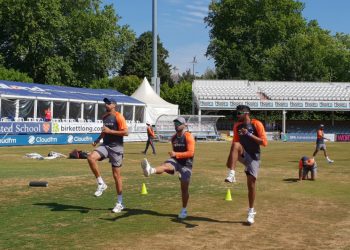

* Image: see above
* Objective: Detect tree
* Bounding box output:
[0,0,135,86]
[91,75,141,96]
[262,21,350,81]
[205,0,307,80]
[178,69,195,83]
[119,31,172,85]
[161,81,192,114]
[200,68,217,79]
[0,67,33,83]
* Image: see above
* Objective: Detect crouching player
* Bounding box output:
[141,117,195,219]
[299,156,317,181]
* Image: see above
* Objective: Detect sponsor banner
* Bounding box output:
[0,133,100,146]
[199,100,350,110]
[52,122,102,134]
[0,122,51,135]
[286,133,316,142]
[0,133,148,146]
[286,133,335,142]
[336,134,350,142]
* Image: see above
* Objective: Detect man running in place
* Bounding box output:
[225,105,267,225]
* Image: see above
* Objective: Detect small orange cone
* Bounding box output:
[141,183,148,195]
[225,188,232,201]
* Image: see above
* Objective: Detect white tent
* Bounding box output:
[132,77,178,124]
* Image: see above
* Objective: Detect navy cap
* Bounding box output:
[173,117,186,125]
[301,156,308,163]
[103,97,116,104]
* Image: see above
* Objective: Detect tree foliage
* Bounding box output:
[119,31,172,85]
[0,67,33,83]
[161,81,192,114]
[205,0,350,81]
[0,0,135,86]
[91,75,141,96]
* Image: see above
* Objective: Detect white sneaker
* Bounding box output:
[141,158,151,177]
[178,209,187,219]
[247,209,256,225]
[328,159,334,163]
[224,170,236,183]
[112,203,124,213]
[94,183,107,197]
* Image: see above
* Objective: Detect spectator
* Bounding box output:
[45,108,51,122]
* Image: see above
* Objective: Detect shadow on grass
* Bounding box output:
[283,178,299,183]
[101,208,246,228]
[33,202,108,213]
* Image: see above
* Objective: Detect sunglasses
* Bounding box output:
[174,121,183,126]
[237,111,249,116]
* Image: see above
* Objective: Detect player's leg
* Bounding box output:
[322,147,334,163]
[246,174,257,224]
[150,139,156,154]
[225,142,244,183]
[110,151,124,213]
[244,155,259,225]
[87,148,107,197]
[141,158,175,177]
[87,150,103,178]
[143,139,150,154]
[178,180,190,219]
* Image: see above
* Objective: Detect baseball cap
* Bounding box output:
[146,121,151,125]
[301,156,308,163]
[320,124,324,128]
[173,117,186,125]
[103,97,116,105]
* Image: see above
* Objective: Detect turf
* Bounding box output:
[0,141,349,249]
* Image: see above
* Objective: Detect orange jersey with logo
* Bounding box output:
[171,131,195,167]
[147,126,155,138]
[233,119,267,160]
[316,129,324,144]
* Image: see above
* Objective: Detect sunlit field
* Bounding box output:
[0,141,349,249]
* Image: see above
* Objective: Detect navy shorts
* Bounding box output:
[95,145,123,167]
[164,158,192,182]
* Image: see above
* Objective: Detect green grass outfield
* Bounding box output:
[0,141,349,249]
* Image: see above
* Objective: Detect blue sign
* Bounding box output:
[0,133,100,146]
[286,133,316,142]
[0,122,52,135]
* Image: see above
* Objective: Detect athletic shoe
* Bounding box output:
[112,202,124,213]
[94,183,107,197]
[328,159,334,163]
[178,209,187,219]
[224,170,236,183]
[247,209,256,225]
[141,158,151,177]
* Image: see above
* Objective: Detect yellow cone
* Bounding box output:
[225,188,232,201]
[141,183,148,195]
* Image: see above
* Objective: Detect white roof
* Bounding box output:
[132,77,178,107]
[132,77,178,123]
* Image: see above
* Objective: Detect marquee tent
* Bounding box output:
[131,77,178,124]
[0,80,145,122]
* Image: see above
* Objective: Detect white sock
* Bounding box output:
[230,169,235,175]
[249,207,255,213]
[117,195,123,204]
[96,176,104,185]
[150,168,156,174]
[181,207,187,212]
